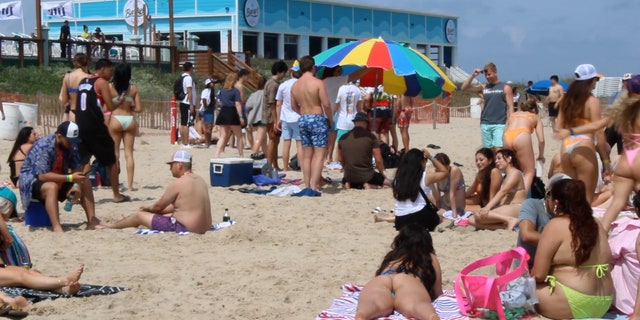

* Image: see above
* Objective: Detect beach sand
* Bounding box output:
[0,117,560,319]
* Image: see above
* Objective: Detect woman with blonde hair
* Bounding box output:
[556,64,610,203]
[503,99,545,192]
[108,63,141,191]
[59,53,90,122]
[469,149,527,230]
[214,73,245,157]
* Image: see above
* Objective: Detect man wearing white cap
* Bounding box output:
[517,173,571,269]
[18,121,98,232]
[101,150,212,234]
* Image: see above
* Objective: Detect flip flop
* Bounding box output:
[113,194,131,203]
[453,162,463,167]
[426,144,441,149]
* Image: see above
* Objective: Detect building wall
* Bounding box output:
[46,0,457,65]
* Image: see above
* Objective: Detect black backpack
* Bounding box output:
[379,142,400,169]
[173,75,186,100]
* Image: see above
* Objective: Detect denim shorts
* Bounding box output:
[281,121,301,140]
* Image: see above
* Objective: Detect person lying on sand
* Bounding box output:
[99,150,212,234]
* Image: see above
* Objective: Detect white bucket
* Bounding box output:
[0,102,21,140]
[470,97,482,119]
[18,103,38,128]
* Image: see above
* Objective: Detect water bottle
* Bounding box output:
[64,193,75,212]
[270,167,278,179]
[223,208,230,222]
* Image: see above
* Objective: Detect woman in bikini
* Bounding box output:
[58,53,90,122]
[431,153,466,220]
[465,148,502,211]
[107,63,142,192]
[533,179,613,319]
[502,99,545,192]
[469,149,527,230]
[556,64,610,203]
[355,224,442,320]
[6,127,37,188]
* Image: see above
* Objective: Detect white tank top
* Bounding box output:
[394,172,431,216]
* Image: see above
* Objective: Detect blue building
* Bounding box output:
[47,0,457,66]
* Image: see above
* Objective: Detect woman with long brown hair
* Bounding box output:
[214,73,245,157]
[533,179,613,319]
[556,64,610,203]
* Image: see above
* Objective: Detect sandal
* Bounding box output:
[426,144,441,149]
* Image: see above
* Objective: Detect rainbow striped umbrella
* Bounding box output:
[313,37,456,98]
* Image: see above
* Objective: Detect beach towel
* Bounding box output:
[136,220,236,235]
[0,284,129,303]
[316,283,468,320]
[0,225,31,268]
[267,185,302,197]
[253,174,282,186]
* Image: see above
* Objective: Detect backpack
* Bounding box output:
[206,87,216,109]
[379,142,400,169]
[173,75,187,100]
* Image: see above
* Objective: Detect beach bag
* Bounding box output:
[455,247,537,320]
[0,225,32,268]
[173,75,186,100]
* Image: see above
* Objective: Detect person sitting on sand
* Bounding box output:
[355,224,442,320]
[430,153,466,220]
[7,127,37,188]
[101,150,212,234]
[465,148,502,211]
[469,149,527,230]
[532,179,613,319]
[374,148,448,231]
[517,174,571,269]
[337,112,390,189]
[502,99,545,193]
[18,122,99,232]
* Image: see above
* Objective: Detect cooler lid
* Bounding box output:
[210,157,254,164]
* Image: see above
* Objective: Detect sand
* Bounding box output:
[0,117,560,319]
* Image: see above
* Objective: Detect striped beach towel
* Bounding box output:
[0,225,31,268]
[316,283,468,320]
[135,220,236,235]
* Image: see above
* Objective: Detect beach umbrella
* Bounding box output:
[313,37,456,98]
[526,79,569,96]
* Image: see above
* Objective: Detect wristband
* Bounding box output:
[569,128,575,136]
[66,174,73,182]
[429,155,435,161]
[73,183,81,187]
[603,159,611,164]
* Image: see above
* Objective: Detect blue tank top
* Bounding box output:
[481,82,507,124]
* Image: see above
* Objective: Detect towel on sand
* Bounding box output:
[1,284,129,303]
[136,220,236,235]
[316,283,468,320]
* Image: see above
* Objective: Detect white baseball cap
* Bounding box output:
[204,78,213,86]
[574,64,599,80]
[166,150,192,164]
[622,73,633,81]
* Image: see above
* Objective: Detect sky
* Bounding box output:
[1,0,638,83]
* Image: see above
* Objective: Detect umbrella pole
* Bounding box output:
[371,70,379,134]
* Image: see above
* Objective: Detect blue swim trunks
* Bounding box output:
[151,215,188,233]
[299,114,329,147]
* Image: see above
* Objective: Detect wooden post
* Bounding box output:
[35,0,43,65]
[168,0,175,73]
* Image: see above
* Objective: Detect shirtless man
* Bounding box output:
[101,150,212,234]
[58,53,90,122]
[545,75,564,128]
[291,56,333,192]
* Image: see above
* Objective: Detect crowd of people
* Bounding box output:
[3,52,640,319]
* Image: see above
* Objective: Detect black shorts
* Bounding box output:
[32,180,74,203]
[605,126,623,155]
[342,172,386,189]
[79,129,116,166]
[216,107,241,126]
[547,102,558,117]
[394,206,440,232]
[179,103,191,126]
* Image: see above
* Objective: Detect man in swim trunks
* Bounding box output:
[545,75,564,128]
[291,56,333,192]
[462,62,514,153]
[101,150,212,234]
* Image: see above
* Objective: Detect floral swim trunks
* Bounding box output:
[151,215,188,233]
[299,114,329,147]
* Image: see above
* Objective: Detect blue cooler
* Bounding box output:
[25,201,52,227]
[210,158,254,187]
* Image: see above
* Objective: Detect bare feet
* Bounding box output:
[86,218,102,230]
[55,264,84,295]
[373,215,382,223]
[506,217,519,231]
